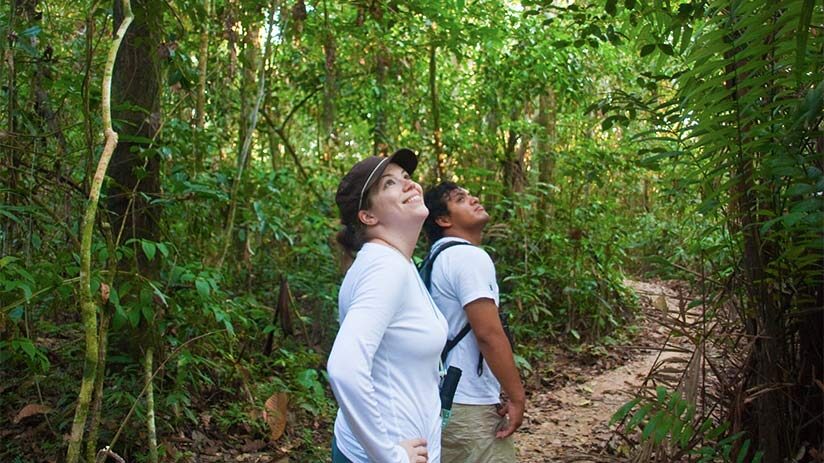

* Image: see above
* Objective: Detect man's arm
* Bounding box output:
[464,298,525,438]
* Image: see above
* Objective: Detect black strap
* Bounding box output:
[419,241,472,290]
[441,323,471,364]
[422,241,492,375]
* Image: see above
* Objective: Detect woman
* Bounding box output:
[327,149,448,463]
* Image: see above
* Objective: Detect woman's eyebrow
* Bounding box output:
[379,170,408,181]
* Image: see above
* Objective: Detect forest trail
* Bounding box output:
[515,280,689,462]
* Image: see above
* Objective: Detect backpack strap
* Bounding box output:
[440,322,471,364]
[422,241,490,372]
[419,241,472,290]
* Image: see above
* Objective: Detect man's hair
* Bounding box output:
[423,181,461,243]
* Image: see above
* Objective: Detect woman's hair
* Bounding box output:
[336,194,373,258]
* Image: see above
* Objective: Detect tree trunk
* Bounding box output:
[723,16,788,461]
[3,0,20,257]
[194,0,210,173]
[371,1,387,156]
[503,106,527,195]
[108,0,163,249]
[237,24,260,171]
[537,89,557,186]
[106,0,164,458]
[321,0,337,164]
[218,8,275,267]
[429,30,444,181]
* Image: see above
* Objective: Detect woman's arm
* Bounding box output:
[327,259,413,463]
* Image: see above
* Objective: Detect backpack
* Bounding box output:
[418,241,514,376]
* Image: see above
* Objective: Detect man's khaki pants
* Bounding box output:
[441,404,517,463]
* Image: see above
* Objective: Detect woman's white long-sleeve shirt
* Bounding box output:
[327,243,448,463]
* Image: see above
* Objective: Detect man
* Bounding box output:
[423,181,525,463]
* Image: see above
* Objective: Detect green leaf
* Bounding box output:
[195,279,210,298]
[605,0,617,16]
[628,403,652,429]
[795,0,815,84]
[671,417,685,447]
[9,306,24,321]
[156,242,169,258]
[15,338,37,359]
[0,208,24,224]
[787,183,814,196]
[656,386,667,404]
[736,439,751,463]
[653,413,671,444]
[141,240,156,261]
[642,410,665,440]
[610,397,642,425]
[640,44,656,57]
[706,421,730,440]
[142,303,154,323]
[0,256,20,269]
[21,26,42,37]
[128,306,141,328]
[680,420,694,447]
[666,390,682,411]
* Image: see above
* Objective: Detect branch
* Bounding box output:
[279,84,323,131]
[66,1,133,461]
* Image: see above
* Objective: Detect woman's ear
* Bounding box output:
[358,209,378,226]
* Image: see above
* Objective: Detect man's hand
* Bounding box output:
[495,397,525,438]
[399,438,428,463]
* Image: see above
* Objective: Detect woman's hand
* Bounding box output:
[399,438,428,462]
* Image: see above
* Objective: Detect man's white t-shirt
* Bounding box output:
[428,237,502,405]
[328,242,448,463]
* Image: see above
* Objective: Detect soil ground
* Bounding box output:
[515,279,689,463]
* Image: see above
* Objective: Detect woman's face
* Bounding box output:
[360,163,427,228]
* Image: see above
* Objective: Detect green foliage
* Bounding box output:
[611,387,765,462]
[2,0,820,460]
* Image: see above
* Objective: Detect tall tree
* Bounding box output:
[108,0,163,255]
[105,0,164,459]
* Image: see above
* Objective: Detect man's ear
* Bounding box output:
[357,209,378,226]
[434,214,452,228]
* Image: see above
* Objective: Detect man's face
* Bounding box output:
[443,187,490,230]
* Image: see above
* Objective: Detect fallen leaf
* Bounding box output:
[654,295,668,312]
[100,283,110,304]
[241,438,266,452]
[13,404,52,423]
[263,392,288,442]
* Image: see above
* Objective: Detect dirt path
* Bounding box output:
[515,280,688,462]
